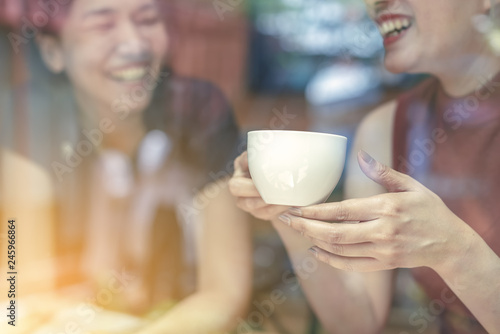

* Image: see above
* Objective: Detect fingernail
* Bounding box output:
[308,247,318,256]
[359,150,375,166]
[278,214,291,226]
[289,207,302,217]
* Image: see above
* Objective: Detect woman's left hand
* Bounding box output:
[280,151,474,273]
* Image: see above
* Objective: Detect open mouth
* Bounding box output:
[108,66,149,82]
[378,18,412,39]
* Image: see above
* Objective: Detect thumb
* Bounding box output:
[233,151,250,178]
[357,150,420,192]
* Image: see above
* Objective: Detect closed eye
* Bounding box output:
[133,3,161,26]
[83,8,117,31]
[137,15,160,26]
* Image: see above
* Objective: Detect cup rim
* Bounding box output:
[248,130,347,141]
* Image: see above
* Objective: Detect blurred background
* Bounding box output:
[0,0,437,333]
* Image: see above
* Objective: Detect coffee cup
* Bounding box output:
[247,130,347,207]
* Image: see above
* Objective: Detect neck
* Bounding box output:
[75,95,147,157]
[435,50,500,97]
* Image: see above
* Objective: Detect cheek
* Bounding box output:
[62,42,121,108]
[66,46,108,89]
[384,48,421,73]
[62,34,110,78]
[417,2,482,51]
[421,20,478,62]
[150,27,169,62]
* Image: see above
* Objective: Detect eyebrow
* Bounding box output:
[134,3,158,14]
[82,8,116,19]
[82,3,157,20]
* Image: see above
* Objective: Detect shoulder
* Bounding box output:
[357,100,397,140]
[345,100,397,198]
[354,100,397,168]
[1,148,54,205]
[355,76,438,159]
[344,100,397,198]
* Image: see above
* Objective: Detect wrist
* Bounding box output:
[432,223,483,279]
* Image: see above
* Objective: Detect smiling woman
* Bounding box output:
[36,0,169,132]
[229,0,500,333]
[1,0,252,333]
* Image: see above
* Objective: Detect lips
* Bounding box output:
[375,14,413,46]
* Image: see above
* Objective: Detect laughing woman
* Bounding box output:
[1,0,251,333]
[230,0,500,333]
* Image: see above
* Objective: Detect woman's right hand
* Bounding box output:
[229,152,290,221]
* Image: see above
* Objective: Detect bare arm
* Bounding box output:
[230,101,397,333]
[270,219,392,334]
[1,149,57,292]
[433,222,500,334]
[284,101,500,332]
[137,179,252,334]
[280,102,396,333]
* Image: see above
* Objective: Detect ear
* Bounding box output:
[36,34,65,74]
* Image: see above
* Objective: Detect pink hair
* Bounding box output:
[0,0,175,34]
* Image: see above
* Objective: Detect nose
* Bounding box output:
[115,20,150,60]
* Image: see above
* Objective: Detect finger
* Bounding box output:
[229,177,261,197]
[357,150,422,193]
[309,247,385,272]
[291,197,383,222]
[237,197,268,210]
[308,238,376,258]
[237,198,288,218]
[254,204,290,220]
[233,151,250,177]
[280,215,377,244]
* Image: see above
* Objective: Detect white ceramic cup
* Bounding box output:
[248,130,347,207]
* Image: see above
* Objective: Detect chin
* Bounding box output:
[114,96,152,115]
[105,84,154,107]
[383,43,424,74]
[384,54,420,74]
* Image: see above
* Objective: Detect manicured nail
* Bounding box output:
[289,207,302,217]
[279,214,291,226]
[308,247,318,256]
[359,150,375,166]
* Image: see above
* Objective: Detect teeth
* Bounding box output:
[388,21,395,32]
[378,18,411,36]
[382,22,390,34]
[110,67,147,81]
[395,19,402,30]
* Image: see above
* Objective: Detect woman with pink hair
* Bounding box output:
[1,0,252,333]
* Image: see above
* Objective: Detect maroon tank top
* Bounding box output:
[393,73,500,333]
